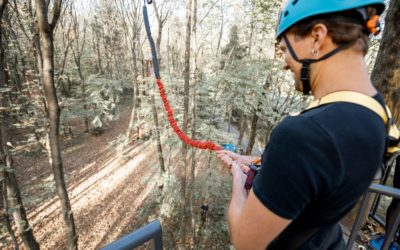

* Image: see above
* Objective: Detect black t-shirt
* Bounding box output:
[252,94,387,249]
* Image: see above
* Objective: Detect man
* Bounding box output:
[217,1,387,249]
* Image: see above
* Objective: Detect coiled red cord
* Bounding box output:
[156,78,221,151]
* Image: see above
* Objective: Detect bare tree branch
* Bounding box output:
[0,0,8,15]
[49,0,62,30]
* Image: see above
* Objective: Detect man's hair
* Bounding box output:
[288,10,373,55]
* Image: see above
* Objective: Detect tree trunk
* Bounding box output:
[180,0,192,246]
[371,0,400,123]
[190,0,198,241]
[227,106,232,133]
[71,11,88,133]
[216,0,224,56]
[238,113,246,147]
[248,5,255,58]
[0,0,6,84]
[35,1,78,249]
[150,2,166,173]
[126,22,140,138]
[151,82,165,173]
[245,108,259,155]
[2,182,19,250]
[1,82,40,250]
[79,70,89,133]
[5,18,29,93]
[1,1,39,249]
[153,0,162,62]
[245,78,270,155]
[182,0,192,158]
[92,20,104,75]
[2,161,40,250]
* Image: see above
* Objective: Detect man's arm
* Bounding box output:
[228,162,291,250]
[217,150,260,166]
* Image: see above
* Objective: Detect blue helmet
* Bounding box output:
[276,0,385,38]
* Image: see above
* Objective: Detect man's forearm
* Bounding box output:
[228,173,248,246]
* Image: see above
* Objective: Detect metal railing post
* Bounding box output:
[346,192,371,250]
[346,184,400,250]
[100,220,163,250]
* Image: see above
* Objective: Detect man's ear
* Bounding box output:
[310,23,328,51]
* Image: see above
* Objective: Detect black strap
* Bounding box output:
[300,60,312,94]
[282,35,351,65]
[268,224,343,249]
[143,1,160,78]
[282,35,352,95]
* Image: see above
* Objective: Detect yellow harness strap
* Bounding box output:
[306,91,388,124]
[306,91,400,155]
[385,106,400,141]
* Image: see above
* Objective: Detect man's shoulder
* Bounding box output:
[285,101,385,132]
[272,101,384,145]
[273,112,326,140]
[300,99,386,122]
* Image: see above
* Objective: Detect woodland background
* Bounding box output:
[0,0,399,249]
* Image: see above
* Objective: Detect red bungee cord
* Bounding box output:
[143,1,221,151]
[155,78,221,151]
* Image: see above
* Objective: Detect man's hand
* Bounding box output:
[217,150,251,175]
[230,161,248,187]
[217,150,258,166]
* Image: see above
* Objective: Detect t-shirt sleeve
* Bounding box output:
[252,116,339,220]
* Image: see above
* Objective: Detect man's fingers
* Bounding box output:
[218,154,234,167]
[230,161,248,179]
[240,163,250,174]
[224,150,239,159]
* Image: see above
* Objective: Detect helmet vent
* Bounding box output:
[284,10,289,17]
[292,0,298,5]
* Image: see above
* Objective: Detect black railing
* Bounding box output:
[100,174,400,250]
[346,184,400,250]
[100,220,163,250]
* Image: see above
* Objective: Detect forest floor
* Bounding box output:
[2,94,232,250]
[3,98,170,249]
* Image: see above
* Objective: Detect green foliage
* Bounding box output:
[194,153,232,248]
[221,25,247,66]
[159,173,181,218]
[251,0,282,31]
[86,74,132,129]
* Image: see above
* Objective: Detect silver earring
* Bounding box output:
[311,49,319,56]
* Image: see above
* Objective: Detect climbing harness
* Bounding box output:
[245,159,261,190]
[142,0,220,151]
[242,91,400,190]
[305,91,400,156]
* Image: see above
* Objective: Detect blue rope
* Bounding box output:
[143,1,160,79]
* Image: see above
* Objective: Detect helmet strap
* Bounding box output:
[282,35,353,95]
[300,60,312,94]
